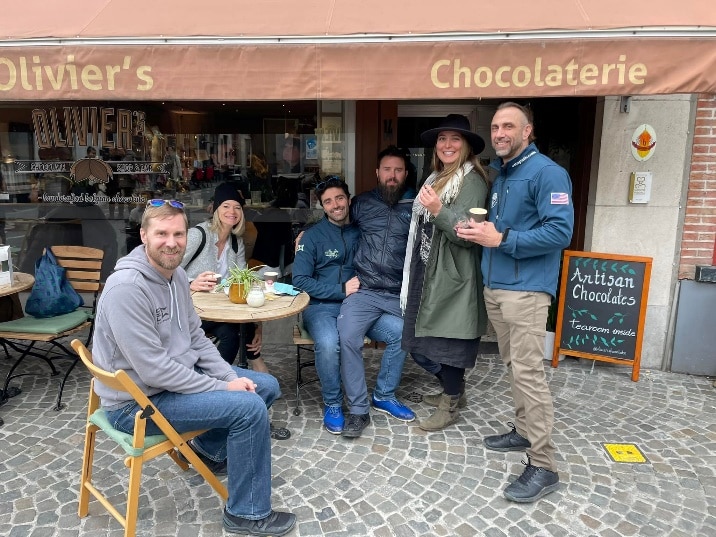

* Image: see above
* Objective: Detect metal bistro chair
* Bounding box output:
[292,315,370,416]
[0,245,103,410]
[71,339,228,537]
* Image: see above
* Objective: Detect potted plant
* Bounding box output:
[224,264,264,304]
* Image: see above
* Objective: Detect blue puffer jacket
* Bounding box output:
[351,187,416,294]
[482,143,574,297]
[292,216,360,304]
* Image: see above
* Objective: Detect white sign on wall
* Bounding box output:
[629,171,652,203]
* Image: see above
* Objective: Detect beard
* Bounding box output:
[378,181,406,206]
[146,244,184,272]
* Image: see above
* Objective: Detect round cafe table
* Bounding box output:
[192,289,309,326]
[0,272,35,297]
[191,289,309,440]
[191,291,310,368]
[0,272,35,427]
[191,289,309,371]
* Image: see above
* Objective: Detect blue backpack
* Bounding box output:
[25,247,84,318]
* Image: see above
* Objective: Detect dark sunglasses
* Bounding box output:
[146,199,185,209]
[314,176,344,193]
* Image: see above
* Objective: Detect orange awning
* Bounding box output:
[1,1,715,100]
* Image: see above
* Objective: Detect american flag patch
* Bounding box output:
[551,192,569,205]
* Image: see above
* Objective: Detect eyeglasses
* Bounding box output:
[314,176,344,193]
[146,199,185,209]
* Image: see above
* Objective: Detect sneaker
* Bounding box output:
[503,458,560,503]
[223,508,296,536]
[484,422,531,452]
[323,405,345,435]
[370,395,416,422]
[341,413,371,438]
[176,440,227,475]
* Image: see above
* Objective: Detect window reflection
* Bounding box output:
[0,101,346,279]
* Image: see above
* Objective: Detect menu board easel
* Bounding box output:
[551,250,652,381]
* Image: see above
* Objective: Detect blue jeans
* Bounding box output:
[337,289,407,414]
[106,367,279,520]
[302,302,343,407]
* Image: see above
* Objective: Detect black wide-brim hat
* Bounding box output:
[420,114,485,155]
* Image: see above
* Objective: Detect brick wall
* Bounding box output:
[679,94,716,279]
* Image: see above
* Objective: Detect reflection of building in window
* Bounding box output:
[281,137,301,173]
[1,156,33,202]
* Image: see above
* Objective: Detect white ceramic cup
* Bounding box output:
[264,271,278,293]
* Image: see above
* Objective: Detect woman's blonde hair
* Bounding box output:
[430,134,487,194]
[208,202,245,237]
[250,153,268,178]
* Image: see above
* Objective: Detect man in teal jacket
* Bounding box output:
[292,177,360,434]
[458,102,574,503]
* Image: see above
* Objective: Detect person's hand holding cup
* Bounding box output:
[456,207,488,228]
[264,271,278,293]
[190,271,223,293]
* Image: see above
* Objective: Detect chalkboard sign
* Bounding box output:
[551,250,652,381]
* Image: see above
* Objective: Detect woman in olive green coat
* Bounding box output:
[400,114,489,431]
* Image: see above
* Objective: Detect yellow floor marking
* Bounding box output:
[602,443,648,463]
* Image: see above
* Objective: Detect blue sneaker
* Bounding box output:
[371,395,415,422]
[323,405,344,434]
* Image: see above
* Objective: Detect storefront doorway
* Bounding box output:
[397,98,595,252]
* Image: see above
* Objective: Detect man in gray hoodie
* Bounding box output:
[92,200,296,536]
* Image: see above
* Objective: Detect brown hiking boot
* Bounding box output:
[423,391,467,408]
[418,393,461,431]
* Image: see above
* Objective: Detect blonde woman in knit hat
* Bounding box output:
[181,182,268,374]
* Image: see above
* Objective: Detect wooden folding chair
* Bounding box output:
[70,339,228,537]
[0,245,103,410]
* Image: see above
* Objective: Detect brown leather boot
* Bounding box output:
[423,378,467,408]
[422,391,467,408]
[418,393,460,431]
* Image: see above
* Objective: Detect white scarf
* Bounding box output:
[400,162,474,312]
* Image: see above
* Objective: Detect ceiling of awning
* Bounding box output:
[1,1,715,101]
[3,0,715,40]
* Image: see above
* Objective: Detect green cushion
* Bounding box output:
[0,310,91,334]
[90,408,168,457]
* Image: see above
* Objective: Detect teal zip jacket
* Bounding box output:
[292,216,360,303]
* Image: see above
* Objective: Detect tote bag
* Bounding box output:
[25,247,84,318]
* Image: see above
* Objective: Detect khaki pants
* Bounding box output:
[484,287,557,472]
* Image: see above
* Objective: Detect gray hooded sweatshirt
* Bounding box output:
[92,246,238,409]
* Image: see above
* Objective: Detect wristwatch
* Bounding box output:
[501,228,510,244]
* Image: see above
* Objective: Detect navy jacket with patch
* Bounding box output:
[292,216,360,304]
[482,143,574,297]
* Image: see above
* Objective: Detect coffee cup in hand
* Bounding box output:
[264,271,278,293]
[468,207,488,224]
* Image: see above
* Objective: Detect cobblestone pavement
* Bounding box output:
[1,341,715,537]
